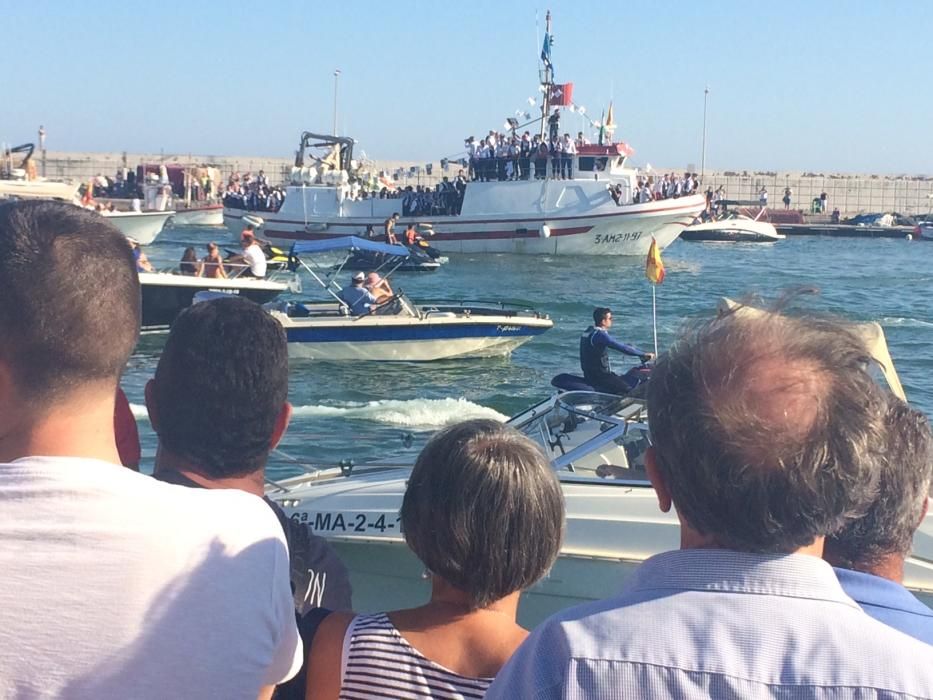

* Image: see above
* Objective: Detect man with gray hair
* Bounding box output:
[488,305,933,699]
[825,396,933,644]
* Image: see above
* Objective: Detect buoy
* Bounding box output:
[540,224,551,239]
[906,233,913,241]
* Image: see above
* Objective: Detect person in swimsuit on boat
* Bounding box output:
[384,213,400,245]
[200,241,226,279]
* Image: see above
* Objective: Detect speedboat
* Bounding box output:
[681,209,784,242]
[223,15,704,257]
[103,210,174,245]
[266,307,931,627]
[0,141,79,202]
[268,236,552,361]
[140,271,294,331]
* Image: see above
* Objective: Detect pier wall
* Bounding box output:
[32,150,933,216]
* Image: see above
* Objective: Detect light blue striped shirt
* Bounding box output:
[488,550,933,699]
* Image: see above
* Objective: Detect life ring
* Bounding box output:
[540,224,551,239]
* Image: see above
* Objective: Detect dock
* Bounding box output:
[775,223,916,239]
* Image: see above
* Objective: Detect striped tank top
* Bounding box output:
[339,613,494,699]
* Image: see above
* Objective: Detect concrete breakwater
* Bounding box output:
[33,149,933,217]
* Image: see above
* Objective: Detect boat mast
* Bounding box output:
[539,10,552,140]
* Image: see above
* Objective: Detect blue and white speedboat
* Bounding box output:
[269,237,552,361]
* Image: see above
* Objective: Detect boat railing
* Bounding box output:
[419,298,547,318]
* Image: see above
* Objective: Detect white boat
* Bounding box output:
[140,271,294,331]
[267,312,931,627]
[917,194,933,241]
[103,210,174,245]
[681,209,785,243]
[270,237,553,361]
[169,203,224,227]
[0,177,79,202]
[0,141,79,202]
[225,134,703,257]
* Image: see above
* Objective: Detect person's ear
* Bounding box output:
[270,402,292,450]
[144,379,160,433]
[645,446,672,513]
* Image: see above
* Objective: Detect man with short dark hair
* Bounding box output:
[147,296,351,614]
[489,305,933,698]
[580,307,653,395]
[0,201,301,699]
[825,396,933,644]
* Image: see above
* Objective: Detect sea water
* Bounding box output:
[124,227,933,478]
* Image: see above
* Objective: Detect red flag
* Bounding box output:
[645,237,665,284]
[548,83,574,106]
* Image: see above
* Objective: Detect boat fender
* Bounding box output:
[243,214,265,229]
[540,224,551,239]
[906,233,913,241]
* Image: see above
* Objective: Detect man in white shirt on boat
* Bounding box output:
[241,230,267,278]
[0,200,301,700]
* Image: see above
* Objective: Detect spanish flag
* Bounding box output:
[645,237,665,284]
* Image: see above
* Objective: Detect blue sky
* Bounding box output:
[6,0,932,173]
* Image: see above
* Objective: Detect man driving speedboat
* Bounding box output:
[580,307,653,394]
[338,271,377,315]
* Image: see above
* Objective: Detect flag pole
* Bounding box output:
[651,285,659,356]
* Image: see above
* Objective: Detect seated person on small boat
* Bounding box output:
[200,241,227,279]
[580,307,653,395]
[404,223,420,246]
[179,247,199,276]
[338,272,378,315]
[240,230,267,278]
[130,240,154,273]
[365,272,393,304]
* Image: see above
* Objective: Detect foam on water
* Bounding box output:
[881,317,933,329]
[291,397,508,427]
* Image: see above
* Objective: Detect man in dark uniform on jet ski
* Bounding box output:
[581,307,654,394]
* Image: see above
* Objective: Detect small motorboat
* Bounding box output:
[268,236,552,361]
[140,271,294,331]
[681,209,784,243]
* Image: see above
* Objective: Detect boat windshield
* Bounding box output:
[508,391,652,483]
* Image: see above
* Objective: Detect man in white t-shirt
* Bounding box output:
[241,229,268,278]
[0,200,300,700]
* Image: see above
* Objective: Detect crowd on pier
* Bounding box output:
[1,199,931,699]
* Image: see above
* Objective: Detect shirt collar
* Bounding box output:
[626,549,860,609]
[833,566,933,617]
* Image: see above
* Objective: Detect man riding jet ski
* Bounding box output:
[552,307,654,395]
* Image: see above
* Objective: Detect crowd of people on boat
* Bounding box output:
[465,130,588,182]
[223,170,287,212]
[1,198,930,699]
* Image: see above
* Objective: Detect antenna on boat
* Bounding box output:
[539,10,553,140]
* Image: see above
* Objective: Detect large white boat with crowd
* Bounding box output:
[225,134,704,257]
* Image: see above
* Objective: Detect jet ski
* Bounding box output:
[552,362,652,396]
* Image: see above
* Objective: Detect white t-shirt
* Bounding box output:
[243,243,267,277]
[0,456,302,699]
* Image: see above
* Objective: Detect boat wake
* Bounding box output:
[132,397,507,427]
[291,397,508,427]
[881,317,933,329]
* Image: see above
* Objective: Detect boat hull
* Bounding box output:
[0,179,78,201]
[279,314,552,361]
[681,219,784,243]
[170,205,224,227]
[224,187,705,256]
[140,272,289,330]
[274,469,933,627]
[105,211,174,245]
